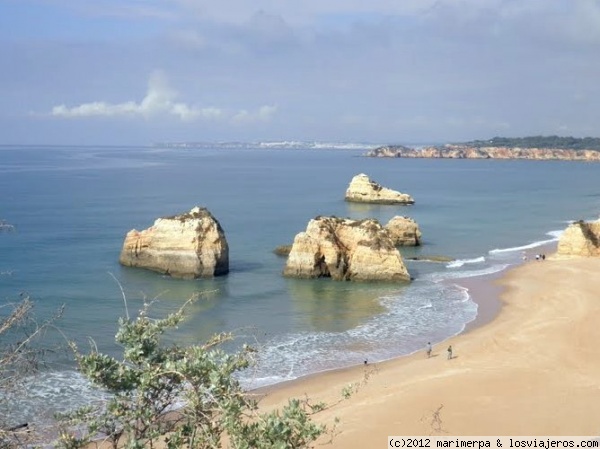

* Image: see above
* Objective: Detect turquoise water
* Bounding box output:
[1,144,599,427]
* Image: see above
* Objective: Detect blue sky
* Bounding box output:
[1,0,599,145]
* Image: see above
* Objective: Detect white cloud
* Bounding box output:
[51,71,275,124]
[39,0,472,26]
[45,0,178,21]
[52,101,139,118]
[233,105,278,124]
[52,71,209,120]
[7,0,600,144]
[565,0,600,43]
[162,0,432,24]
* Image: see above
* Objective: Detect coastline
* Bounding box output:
[257,249,600,442]
[459,240,558,334]
[255,242,559,397]
[253,262,507,398]
[366,144,600,161]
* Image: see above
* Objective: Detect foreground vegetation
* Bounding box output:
[1,293,348,448]
[463,136,600,150]
[57,297,336,449]
[0,296,63,448]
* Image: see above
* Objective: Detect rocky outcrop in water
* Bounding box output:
[557,220,600,257]
[405,255,453,263]
[273,245,293,257]
[385,216,422,246]
[366,145,600,161]
[344,173,414,204]
[119,206,229,279]
[283,216,411,282]
[0,220,15,232]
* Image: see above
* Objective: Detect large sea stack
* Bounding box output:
[557,220,600,257]
[119,206,229,279]
[283,216,411,282]
[344,173,414,204]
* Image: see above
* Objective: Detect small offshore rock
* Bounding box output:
[405,255,454,263]
[344,173,414,205]
[385,216,422,246]
[273,245,293,257]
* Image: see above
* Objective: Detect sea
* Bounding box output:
[1,143,599,432]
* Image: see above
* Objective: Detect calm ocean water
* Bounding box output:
[1,144,599,428]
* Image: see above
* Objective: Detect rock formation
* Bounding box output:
[344,174,414,204]
[119,206,229,279]
[366,145,600,161]
[0,220,15,232]
[557,220,600,257]
[384,216,422,246]
[405,255,453,263]
[273,245,293,257]
[283,216,411,282]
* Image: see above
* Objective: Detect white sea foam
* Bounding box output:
[446,256,485,268]
[546,230,563,239]
[10,274,482,414]
[1,370,109,430]
[450,284,471,302]
[560,215,600,224]
[240,280,478,390]
[239,243,515,390]
[488,230,563,255]
[426,264,510,282]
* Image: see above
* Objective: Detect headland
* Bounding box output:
[367,136,600,161]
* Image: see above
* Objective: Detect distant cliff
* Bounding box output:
[557,220,600,257]
[465,136,600,150]
[366,144,600,161]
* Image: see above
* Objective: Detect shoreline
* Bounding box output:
[255,242,558,397]
[258,246,600,441]
[460,240,558,334]
[253,267,505,398]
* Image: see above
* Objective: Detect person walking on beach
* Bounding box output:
[447,345,453,360]
[426,342,432,358]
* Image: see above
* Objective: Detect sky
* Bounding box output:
[1,0,599,145]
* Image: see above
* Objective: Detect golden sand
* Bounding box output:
[259,256,600,443]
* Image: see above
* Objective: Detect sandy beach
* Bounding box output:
[258,255,600,442]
